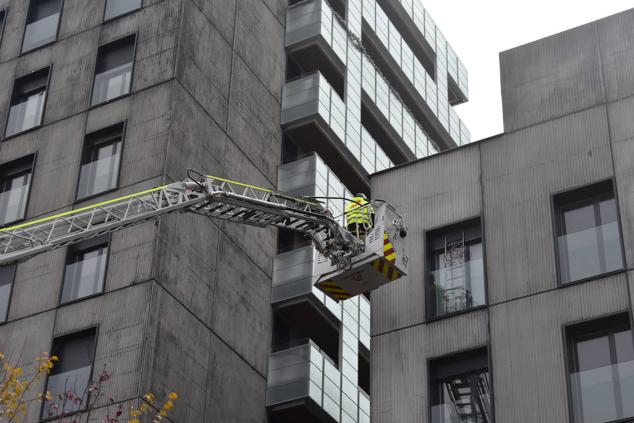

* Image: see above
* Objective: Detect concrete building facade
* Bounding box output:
[0,1,469,423]
[371,9,634,423]
[0,0,287,421]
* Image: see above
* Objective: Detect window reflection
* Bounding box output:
[555,181,624,283]
[22,0,62,53]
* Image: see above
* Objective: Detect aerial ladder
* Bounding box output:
[0,170,408,301]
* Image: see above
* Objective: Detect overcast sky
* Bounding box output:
[419,1,634,141]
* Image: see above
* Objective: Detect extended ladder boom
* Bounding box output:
[0,174,361,267]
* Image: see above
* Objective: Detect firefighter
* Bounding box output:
[345,193,374,237]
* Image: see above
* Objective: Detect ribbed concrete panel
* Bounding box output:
[205,332,267,422]
[155,212,219,327]
[211,231,272,375]
[145,283,211,423]
[107,222,156,290]
[166,80,227,182]
[372,309,488,423]
[597,9,634,102]
[8,248,65,320]
[481,106,614,304]
[607,95,634,268]
[176,0,232,127]
[98,0,181,93]
[226,54,283,184]
[500,21,605,132]
[372,327,425,423]
[0,311,55,422]
[234,0,285,101]
[490,274,630,423]
[42,29,101,123]
[371,145,481,334]
[54,283,154,408]
[0,114,86,217]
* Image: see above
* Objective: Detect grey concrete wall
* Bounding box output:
[371,11,634,419]
[0,0,286,422]
[500,8,634,132]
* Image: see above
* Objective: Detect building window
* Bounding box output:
[566,313,634,423]
[0,155,35,226]
[104,0,141,21]
[430,348,492,423]
[0,10,6,43]
[5,67,49,138]
[0,265,16,323]
[358,343,370,395]
[91,34,135,106]
[42,328,96,419]
[60,236,109,304]
[76,123,123,200]
[21,0,62,53]
[426,218,486,319]
[554,180,624,284]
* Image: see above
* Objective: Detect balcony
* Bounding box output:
[282,72,373,192]
[267,341,341,423]
[286,0,347,96]
[363,0,470,147]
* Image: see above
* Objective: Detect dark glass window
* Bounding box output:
[5,67,49,137]
[0,265,16,323]
[22,0,62,53]
[0,10,6,43]
[567,313,634,423]
[358,343,370,395]
[427,218,485,318]
[76,123,123,200]
[60,236,108,304]
[554,181,624,284]
[42,328,96,419]
[430,348,492,423]
[0,155,35,226]
[104,0,141,21]
[91,35,135,106]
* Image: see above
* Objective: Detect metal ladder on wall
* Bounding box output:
[442,234,468,314]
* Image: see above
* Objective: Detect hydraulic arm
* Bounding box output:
[0,171,407,300]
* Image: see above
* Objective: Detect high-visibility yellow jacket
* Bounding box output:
[345,196,373,227]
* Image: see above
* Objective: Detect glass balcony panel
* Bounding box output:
[22,13,59,53]
[104,0,141,20]
[558,222,623,283]
[60,247,108,303]
[431,403,462,423]
[77,144,121,199]
[44,366,91,417]
[6,91,46,137]
[0,174,31,225]
[92,62,133,105]
[570,361,634,423]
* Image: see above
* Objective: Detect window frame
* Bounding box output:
[424,216,488,322]
[3,66,52,141]
[58,234,111,306]
[20,0,64,56]
[551,178,626,287]
[0,154,37,228]
[40,326,98,422]
[0,265,17,324]
[74,121,126,202]
[102,0,142,23]
[0,9,7,45]
[89,33,138,109]
[562,311,634,423]
[427,346,494,423]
